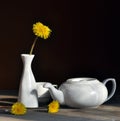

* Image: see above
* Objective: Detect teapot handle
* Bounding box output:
[103,78,116,102]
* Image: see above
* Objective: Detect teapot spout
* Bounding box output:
[44,83,65,104]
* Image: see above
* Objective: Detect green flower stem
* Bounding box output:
[29,36,38,54]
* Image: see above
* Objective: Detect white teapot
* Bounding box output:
[44,77,116,108]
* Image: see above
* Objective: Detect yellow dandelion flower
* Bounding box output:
[48,100,60,113]
[11,102,27,115]
[33,22,51,39]
[29,21,52,54]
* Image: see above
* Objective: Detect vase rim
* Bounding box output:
[21,54,35,56]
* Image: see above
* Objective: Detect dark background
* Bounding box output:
[0,0,119,96]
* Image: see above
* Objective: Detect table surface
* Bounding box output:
[0,90,120,121]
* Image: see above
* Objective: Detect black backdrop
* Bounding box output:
[0,0,119,96]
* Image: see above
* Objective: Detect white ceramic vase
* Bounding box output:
[18,54,38,108]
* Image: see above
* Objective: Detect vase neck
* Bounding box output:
[21,54,35,67]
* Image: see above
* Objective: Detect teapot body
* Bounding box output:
[59,78,116,108]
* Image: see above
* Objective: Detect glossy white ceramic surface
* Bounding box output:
[44,77,116,108]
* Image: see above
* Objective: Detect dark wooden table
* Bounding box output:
[0,90,120,121]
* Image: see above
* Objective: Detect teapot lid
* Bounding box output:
[66,77,98,83]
